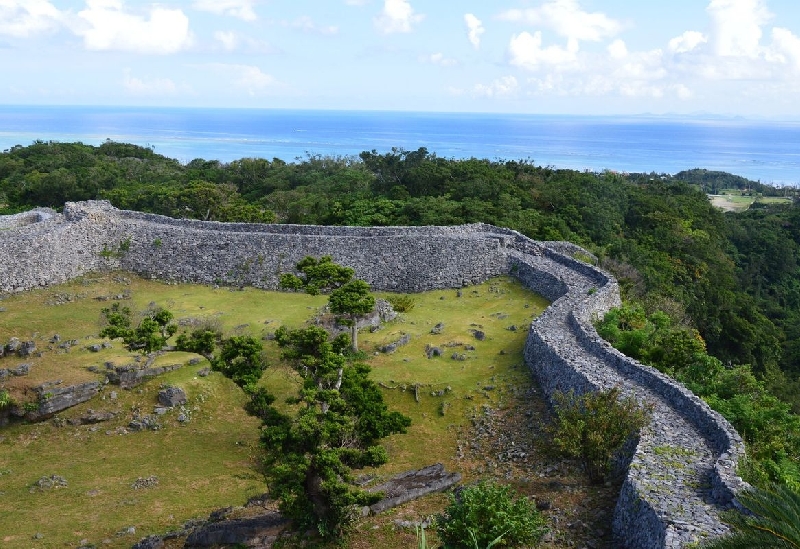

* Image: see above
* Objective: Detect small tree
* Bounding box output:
[329,279,375,352]
[549,387,652,483]
[211,335,266,390]
[99,305,177,353]
[175,328,220,359]
[262,325,411,536]
[436,480,546,549]
[279,255,354,295]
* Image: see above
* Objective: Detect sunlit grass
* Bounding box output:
[0,273,547,548]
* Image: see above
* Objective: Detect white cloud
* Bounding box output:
[123,69,178,96]
[75,0,192,54]
[214,30,237,51]
[769,27,800,69]
[288,16,338,35]
[464,13,484,49]
[193,0,256,22]
[203,63,277,96]
[613,49,666,81]
[498,0,620,50]
[508,31,578,70]
[707,0,771,57]
[374,0,423,34]
[607,39,627,59]
[419,52,457,67]
[668,31,708,53]
[474,76,518,98]
[0,0,61,37]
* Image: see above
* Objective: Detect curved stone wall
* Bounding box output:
[0,201,747,548]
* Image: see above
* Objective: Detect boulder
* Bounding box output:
[18,341,37,357]
[157,386,187,408]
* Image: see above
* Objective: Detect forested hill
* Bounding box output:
[2,141,800,485]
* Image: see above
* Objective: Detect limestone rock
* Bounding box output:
[157,386,187,407]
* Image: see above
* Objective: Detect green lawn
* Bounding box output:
[0,273,547,548]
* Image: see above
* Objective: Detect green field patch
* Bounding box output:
[0,273,547,547]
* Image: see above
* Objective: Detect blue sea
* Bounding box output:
[0,105,798,184]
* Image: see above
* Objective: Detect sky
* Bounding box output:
[2,0,800,117]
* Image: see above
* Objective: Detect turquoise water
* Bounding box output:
[0,105,798,184]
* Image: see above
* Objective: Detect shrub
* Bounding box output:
[386,294,416,313]
[436,480,546,549]
[0,389,11,409]
[549,387,652,483]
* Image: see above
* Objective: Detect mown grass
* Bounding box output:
[0,273,547,548]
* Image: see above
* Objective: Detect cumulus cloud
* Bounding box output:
[607,39,627,59]
[75,0,192,54]
[123,69,178,96]
[288,16,338,35]
[374,0,423,34]
[508,31,578,70]
[498,0,620,50]
[193,0,257,22]
[707,0,771,57]
[474,75,518,98]
[668,31,708,53]
[0,0,61,37]
[770,27,800,68]
[419,52,456,67]
[464,13,484,49]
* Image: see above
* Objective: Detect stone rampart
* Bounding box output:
[0,201,746,548]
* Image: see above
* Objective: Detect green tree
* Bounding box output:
[99,304,176,353]
[211,335,266,390]
[703,484,800,548]
[279,255,354,295]
[261,326,411,536]
[328,279,375,352]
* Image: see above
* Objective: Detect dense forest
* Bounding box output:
[1,139,799,488]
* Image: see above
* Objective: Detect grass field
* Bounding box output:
[0,273,548,548]
[708,189,793,212]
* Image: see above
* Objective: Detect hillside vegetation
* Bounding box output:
[1,141,799,489]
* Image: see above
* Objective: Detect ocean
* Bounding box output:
[0,105,798,184]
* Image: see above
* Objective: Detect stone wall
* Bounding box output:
[0,201,746,548]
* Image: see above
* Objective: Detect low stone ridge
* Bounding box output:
[184,512,289,548]
[107,363,183,389]
[366,463,462,514]
[0,202,747,548]
[21,381,101,420]
[379,333,411,354]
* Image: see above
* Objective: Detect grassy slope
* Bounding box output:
[0,273,547,548]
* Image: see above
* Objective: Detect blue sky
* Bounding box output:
[2,0,800,117]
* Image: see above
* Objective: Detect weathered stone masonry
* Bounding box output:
[0,201,747,548]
